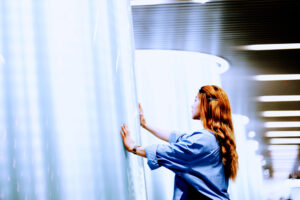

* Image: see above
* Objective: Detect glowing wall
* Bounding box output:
[0,0,146,199]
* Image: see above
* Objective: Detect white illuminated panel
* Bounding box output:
[253,74,300,81]
[265,121,300,128]
[257,95,300,102]
[270,138,300,144]
[238,43,300,51]
[261,111,300,117]
[266,131,300,137]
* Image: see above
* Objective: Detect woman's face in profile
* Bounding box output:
[192,94,201,120]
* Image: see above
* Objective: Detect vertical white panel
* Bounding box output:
[0,0,147,199]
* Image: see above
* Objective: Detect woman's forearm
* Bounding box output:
[143,124,171,142]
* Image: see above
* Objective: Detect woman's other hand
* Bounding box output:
[120,124,135,152]
[139,103,147,128]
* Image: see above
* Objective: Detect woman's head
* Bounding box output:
[194,85,238,180]
[197,85,233,128]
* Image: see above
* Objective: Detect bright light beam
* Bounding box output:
[268,145,299,151]
[261,111,300,117]
[253,74,300,81]
[266,131,300,137]
[270,138,300,144]
[257,95,300,102]
[264,121,300,128]
[238,43,300,51]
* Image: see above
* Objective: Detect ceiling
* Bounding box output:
[131,0,300,179]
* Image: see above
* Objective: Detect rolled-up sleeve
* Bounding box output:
[145,132,210,173]
[145,144,160,170]
[169,131,186,144]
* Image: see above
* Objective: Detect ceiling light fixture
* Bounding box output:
[270,138,300,144]
[264,121,300,128]
[253,74,300,81]
[237,43,300,51]
[270,150,298,158]
[266,131,300,137]
[248,131,256,138]
[257,95,300,102]
[130,0,210,6]
[193,0,209,3]
[268,145,299,151]
[261,111,300,117]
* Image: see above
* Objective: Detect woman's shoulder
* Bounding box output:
[190,129,216,139]
[189,129,219,151]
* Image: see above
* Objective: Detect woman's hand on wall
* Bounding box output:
[120,124,135,152]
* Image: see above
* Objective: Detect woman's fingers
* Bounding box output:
[124,124,130,136]
[121,124,130,137]
[138,103,143,114]
[121,125,126,135]
[120,130,124,138]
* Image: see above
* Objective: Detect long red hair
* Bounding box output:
[198,85,238,180]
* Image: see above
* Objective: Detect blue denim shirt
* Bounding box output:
[145,129,230,200]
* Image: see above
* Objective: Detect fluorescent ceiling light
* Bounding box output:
[272,164,296,169]
[193,0,209,3]
[257,95,300,102]
[270,138,300,144]
[131,0,209,6]
[270,150,298,155]
[261,111,300,117]
[271,157,297,161]
[253,74,300,81]
[271,160,297,165]
[237,43,300,51]
[268,145,299,151]
[266,131,300,137]
[265,121,300,128]
[271,152,298,159]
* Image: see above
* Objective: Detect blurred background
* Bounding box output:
[0,0,300,199]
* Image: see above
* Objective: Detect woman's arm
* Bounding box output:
[139,103,171,142]
[143,125,171,143]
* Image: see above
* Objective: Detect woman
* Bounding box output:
[120,85,238,200]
